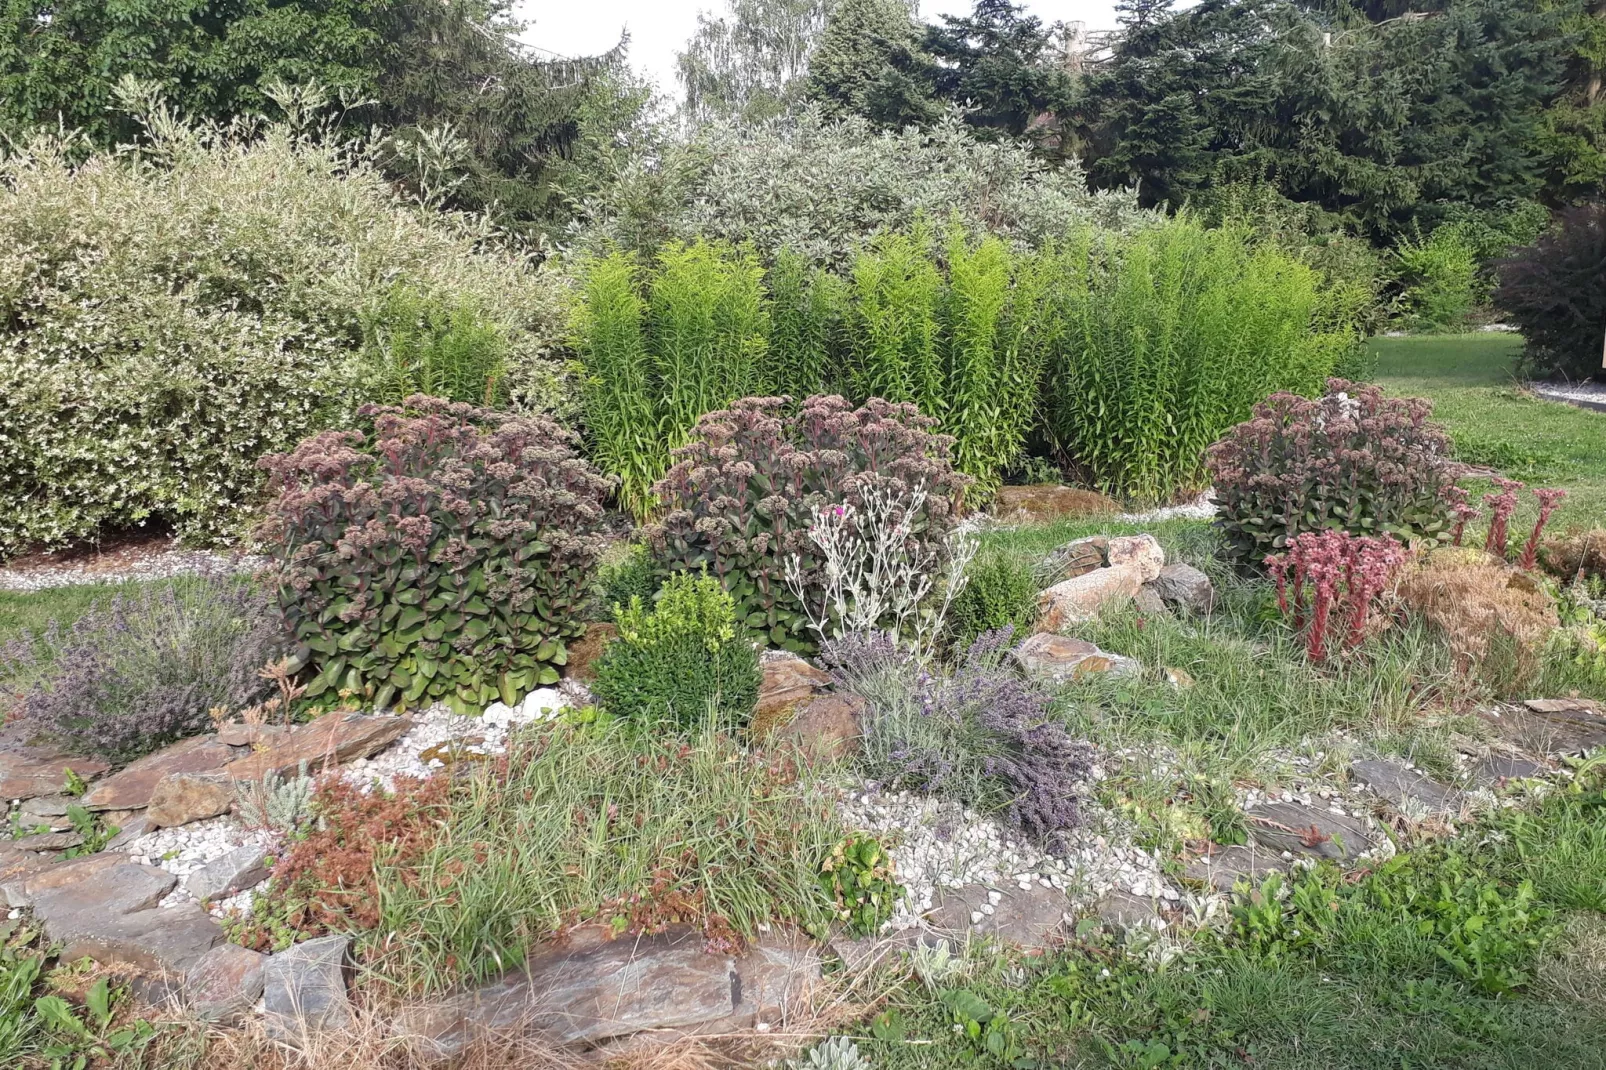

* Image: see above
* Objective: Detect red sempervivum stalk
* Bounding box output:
[1483,478,1524,559]
[1518,488,1568,571]
[1278,530,1408,665]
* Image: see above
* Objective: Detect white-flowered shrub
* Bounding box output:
[0,105,572,557]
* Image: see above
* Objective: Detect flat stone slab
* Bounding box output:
[186,845,271,902]
[397,928,819,1055]
[84,737,236,811]
[1480,703,1606,759]
[2,851,128,908]
[263,935,353,1042]
[1469,752,1550,786]
[1014,633,1141,685]
[224,714,413,782]
[1183,843,1290,893]
[57,905,223,975]
[0,749,110,801]
[928,883,1069,949]
[1094,890,1167,932]
[32,861,175,920]
[1246,801,1377,863]
[11,831,83,852]
[186,943,266,1024]
[1350,759,1465,815]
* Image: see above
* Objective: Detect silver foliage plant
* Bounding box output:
[568,106,1151,265]
[234,760,317,834]
[792,1036,872,1070]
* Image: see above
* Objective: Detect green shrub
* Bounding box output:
[762,247,847,400]
[946,553,1037,653]
[1206,380,1458,564]
[1395,228,1480,331]
[647,395,967,650]
[595,543,659,622]
[0,116,570,559]
[1043,217,1345,502]
[571,240,767,519]
[1496,204,1606,381]
[257,396,609,715]
[358,286,509,407]
[590,571,761,726]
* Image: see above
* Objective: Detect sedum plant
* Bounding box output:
[590,571,761,726]
[648,394,969,650]
[257,395,609,715]
[1207,379,1459,564]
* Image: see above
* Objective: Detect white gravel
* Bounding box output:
[0,546,266,592]
[1531,380,1606,409]
[836,784,1174,932]
[1116,492,1217,524]
[125,816,278,913]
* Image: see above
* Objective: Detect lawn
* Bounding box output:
[1372,334,1606,532]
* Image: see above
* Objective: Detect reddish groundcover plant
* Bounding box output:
[1266,531,1409,664]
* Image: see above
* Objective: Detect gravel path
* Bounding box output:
[0,544,265,592]
[1530,380,1606,412]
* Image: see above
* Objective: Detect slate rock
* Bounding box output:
[1183,844,1289,893]
[1037,566,1144,631]
[263,935,353,1042]
[224,714,413,783]
[396,928,820,1055]
[57,905,223,975]
[1469,752,1549,786]
[1246,801,1377,862]
[146,772,234,828]
[992,485,1121,524]
[755,654,833,722]
[1133,586,1167,616]
[2,851,129,909]
[10,831,82,852]
[1040,537,1108,584]
[213,723,291,748]
[1014,632,1141,685]
[1094,890,1167,932]
[0,749,110,801]
[928,884,1069,949]
[766,692,863,760]
[84,737,236,811]
[186,943,267,1024]
[1149,563,1216,614]
[1106,535,1165,582]
[104,815,152,852]
[32,861,175,920]
[185,845,271,902]
[17,795,73,820]
[1484,702,1606,759]
[1350,759,1464,814]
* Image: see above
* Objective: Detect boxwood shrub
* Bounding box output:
[258,396,609,715]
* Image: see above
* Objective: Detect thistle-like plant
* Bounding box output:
[909,937,967,990]
[234,761,316,834]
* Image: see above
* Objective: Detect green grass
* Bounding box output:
[0,583,154,649]
[1373,334,1606,533]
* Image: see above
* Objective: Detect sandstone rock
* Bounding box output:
[224,714,413,783]
[213,723,291,748]
[1036,566,1143,631]
[1246,801,1376,863]
[1350,759,1464,815]
[186,845,272,902]
[992,485,1121,524]
[756,654,833,722]
[1106,535,1165,582]
[84,737,236,811]
[1014,632,1141,685]
[1183,844,1289,894]
[767,693,863,760]
[186,943,267,1024]
[57,905,223,975]
[146,773,234,828]
[0,749,110,801]
[1133,586,1166,615]
[2,851,129,909]
[397,928,820,1056]
[1094,890,1166,932]
[263,935,353,1042]
[929,884,1069,949]
[0,846,51,898]
[12,831,82,852]
[1150,563,1216,614]
[563,623,617,683]
[1039,537,1108,584]
[1163,667,1195,689]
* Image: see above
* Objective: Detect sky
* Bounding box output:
[515,0,1125,97]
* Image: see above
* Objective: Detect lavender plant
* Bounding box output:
[823,627,1091,846]
[0,574,283,763]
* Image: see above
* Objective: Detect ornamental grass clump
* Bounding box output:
[0,574,283,763]
[590,571,761,727]
[257,395,609,715]
[1207,379,1458,564]
[648,394,969,650]
[1266,531,1408,665]
[823,627,1091,847]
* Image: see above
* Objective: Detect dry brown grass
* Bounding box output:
[1396,547,1560,696]
[1539,528,1606,583]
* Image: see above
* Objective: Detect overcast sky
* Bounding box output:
[515,0,1125,97]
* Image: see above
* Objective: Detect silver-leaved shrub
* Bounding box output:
[0,101,572,558]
